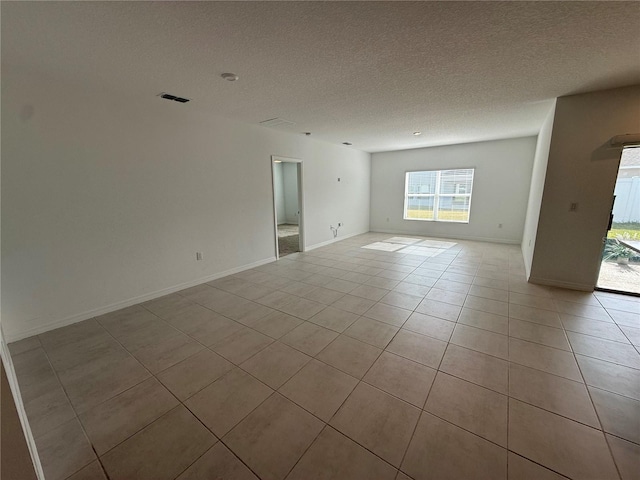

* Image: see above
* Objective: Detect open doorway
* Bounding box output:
[596,146,640,295]
[272,156,304,258]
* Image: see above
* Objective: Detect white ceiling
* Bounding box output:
[2,1,639,152]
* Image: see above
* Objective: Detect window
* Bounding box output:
[404,168,474,223]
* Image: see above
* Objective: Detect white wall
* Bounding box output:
[522,101,556,277]
[273,162,286,224]
[1,67,371,341]
[529,85,640,290]
[370,137,537,243]
[283,162,299,224]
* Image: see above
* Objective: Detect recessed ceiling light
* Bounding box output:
[343,142,352,146]
[413,131,422,136]
[221,73,239,81]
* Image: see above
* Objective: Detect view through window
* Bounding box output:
[404,168,474,222]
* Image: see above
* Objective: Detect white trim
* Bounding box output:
[369,228,521,245]
[305,231,366,251]
[528,276,594,292]
[4,257,276,343]
[0,327,45,479]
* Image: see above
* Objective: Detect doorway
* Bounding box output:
[596,146,640,295]
[272,156,304,258]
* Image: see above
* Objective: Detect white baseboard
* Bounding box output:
[305,230,366,251]
[369,228,521,245]
[5,256,276,343]
[528,276,594,292]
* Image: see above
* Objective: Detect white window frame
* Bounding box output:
[403,168,475,223]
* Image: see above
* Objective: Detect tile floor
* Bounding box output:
[8,233,640,480]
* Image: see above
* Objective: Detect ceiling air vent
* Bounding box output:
[159,93,191,103]
[259,117,295,128]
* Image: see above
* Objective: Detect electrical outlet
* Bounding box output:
[569,202,578,212]
[196,252,203,261]
[338,222,342,227]
[498,223,503,228]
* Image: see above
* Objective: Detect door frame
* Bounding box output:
[271,155,305,259]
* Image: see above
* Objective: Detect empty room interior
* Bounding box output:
[2,2,640,480]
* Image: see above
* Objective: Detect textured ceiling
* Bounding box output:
[2,1,639,152]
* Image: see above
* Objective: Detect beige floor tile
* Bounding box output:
[280,322,339,356]
[41,318,114,351]
[509,292,557,311]
[211,327,273,364]
[131,332,204,374]
[508,304,562,328]
[176,443,259,480]
[302,286,346,305]
[508,319,570,351]
[403,273,438,287]
[317,335,382,378]
[330,383,420,467]
[380,291,423,312]
[363,352,436,407]
[568,332,640,369]
[240,342,311,389]
[458,308,508,335]
[366,276,401,290]
[79,377,178,455]
[509,363,599,427]
[332,294,378,314]
[402,412,507,480]
[162,303,244,346]
[433,278,472,293]
[554,300,612,322]
[439,344,508,394]
[251,310,304,338]
[620,324,640,347]
[450,324,508,359]
[8,336,42,356]
[442,267,477,285]
[324,278,360,294]
[287,426,397,480]
[101,406,215,480]
[473,276,509,291]
[350,284,390,301]
[224,393,324,480]
[403,312,455,341]
[393,281,431,297]
[386,329,447,368]
[21,382,76,439]
[255,290,299,309]
[509,337,582,382]
[279,297,327,320]
[186,368,272,437]
[34,418,96,480]
[426,287,467,306]
[344,317,399,348]
[58,353,150,413]
[308,306,359,333]
[157,349,233,400]
[44,332,126,373]
[425,372,507,446]
[468,285,509,302]
[508,399,618,480]
[577,354,640,400]
[216,298,275,326]
[415,298,461,321]
[589,387,640,444]
[396,472,412,480]
[608,308,640,328]
[364,303,412,327]
[606,434,640,480]
[279,359,357,421]
[464,295,509,316]
[561,314,629,343]
[507,452,566,480]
